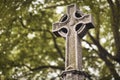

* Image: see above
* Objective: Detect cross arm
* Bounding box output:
[75,14,94,38]
[52,22,69,37]
[52,22,61,37]
[52,14,70,37]
[77,14,94,28]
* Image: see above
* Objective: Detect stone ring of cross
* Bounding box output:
[53,4,94,38]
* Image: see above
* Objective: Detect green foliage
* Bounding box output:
[0,0,120,80]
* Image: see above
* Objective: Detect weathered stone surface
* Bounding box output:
[52,4,94,80]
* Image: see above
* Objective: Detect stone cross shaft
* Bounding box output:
[52,4,94,80]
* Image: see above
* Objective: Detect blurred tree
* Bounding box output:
[0,0,119,80]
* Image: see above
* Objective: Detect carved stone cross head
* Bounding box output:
[52,4,94,38]
[52,4,94,80]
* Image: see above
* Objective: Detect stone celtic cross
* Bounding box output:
[52,4,94,80]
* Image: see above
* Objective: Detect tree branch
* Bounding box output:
[19,17,65,61]
[107,0,120,61]
[115,0,120,8]
[99,54,120,80]
[43,1,81,9]
[47,29,65,61]
[107,0,114,8]
[30,65,64,71]
[82,39,98,53]
[88,32,120,63]
[44,3,67,9]
[15,65,64,79]
[19,17,43,32]
[52,35,65,61]
[88,32,120,79]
